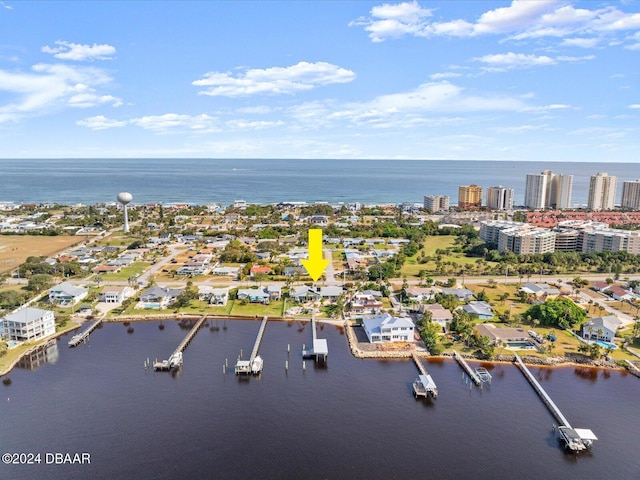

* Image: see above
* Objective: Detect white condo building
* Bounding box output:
[621,179,640,210]
[524,174,547,209]
[588,173,617,211]
[2,307,56,342]
[486,186,514,211]
[524,170,572,210]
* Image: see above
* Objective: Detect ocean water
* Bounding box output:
[1,320,638,480]
[0,158,638,206]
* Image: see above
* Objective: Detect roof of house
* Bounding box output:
[4,307,53,324]
[441,288,473,298]
[584,315,621,332]
[50,281,87,297]
[363,313,415,333]
[421,303,453,320]
[237,288,269,298]
[462,301,493,317]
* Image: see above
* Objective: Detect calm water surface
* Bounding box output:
[1,320,638,480]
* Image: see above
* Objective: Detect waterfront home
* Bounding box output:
[3,307,56,342]
[582,316,620,343]
[99,286,132,304]
[198,286,229,306]
[349,292,383,315]
[291,286,343,303]
[462,301,494,320]
[237,288,270,304]
[362,313,414,343]
[420,303,453,332]
[267,285,282,301]
[138,286,183,309]
[48,281,88,306]
[475,323,531,346]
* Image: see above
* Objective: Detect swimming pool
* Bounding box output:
[507,341,536,349]
[594,340,618,350]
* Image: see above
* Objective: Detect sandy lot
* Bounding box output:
[0,235,83,273]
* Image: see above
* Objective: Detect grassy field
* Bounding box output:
[101,262,151,281]
[401,235,497,278]
[0,235,83,274]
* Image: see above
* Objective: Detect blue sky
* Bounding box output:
[1,0,639,161]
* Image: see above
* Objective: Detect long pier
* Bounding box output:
[68,318,103,347]
[235,316,268,374]
[453,351,481,386]
[302,316,328,362]
[513,354,597,451]
[153,315,206,371]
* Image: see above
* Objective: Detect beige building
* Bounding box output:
[458,184,482,210]
[621,179,640,210]
[588,172,617,211]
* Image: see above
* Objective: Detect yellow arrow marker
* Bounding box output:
[301,229,330,282]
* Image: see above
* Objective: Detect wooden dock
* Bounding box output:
[68,318,103,347]
[412,353,438,399]
[153,315,206,371]
[235,316,268,375]
[453,351,481,386]
[302,316,328,363]
[513,354,597,451]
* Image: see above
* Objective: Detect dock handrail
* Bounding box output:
[249,316,268,363]
[453,351,481,386]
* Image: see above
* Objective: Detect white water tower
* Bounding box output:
[117,192,133,233]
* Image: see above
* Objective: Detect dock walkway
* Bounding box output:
[235,316,268,375]
[153,316,206,371]
[513,354,597,451]
[411,353,438,399]
[68,318,103,347]
[453,352,481,386]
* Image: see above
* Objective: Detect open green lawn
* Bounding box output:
[401,235,497,278]
[102,262,151,281]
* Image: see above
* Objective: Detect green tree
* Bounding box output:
[420,321,444,355]
[28,273,54,293]
[524,297,587,329]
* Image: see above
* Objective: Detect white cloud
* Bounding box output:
[236,106,273,114]
[353,1,640,48]
[226,119,285,130]
[42,41,116,61]
[628,104,640,109]
[493,124,550,134]
[130,114,220,134]
[474,52,594,71]
[1,1,13,10]
[0,63,116,122]
[193,61,356,97]
[76,115,128,130]
[429,72,462,80]
[349,1,433,42]
[562,37,600,48]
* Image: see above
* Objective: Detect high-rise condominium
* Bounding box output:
[588,173,617,211]
[423,195,450,212]
[524,170,573,210]
[621,179,640,210]
[458,185,482,210]
[486,186,514,211]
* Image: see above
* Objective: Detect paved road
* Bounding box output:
[323,248,339,286]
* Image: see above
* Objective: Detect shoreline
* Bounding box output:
[0,314,630,377]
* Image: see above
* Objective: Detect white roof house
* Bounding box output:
[363,313,414,343]
[48,281,88,306]
[3,307,56,342]
[582,316,620,343]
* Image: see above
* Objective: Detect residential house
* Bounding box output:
[267,285,282,301]
[212,266,240,279]
[441,288,474,301]
[349,292,383,315]
[607,285,633,301]
[3,307,56,342]
[99,286,132,303]
[405,287,438,303]
[138,286,183,309]
[420,303,453,331]
[520,283,560,298]
[291,286,343,303]
[92,265,121,274]
[462,301,494,320]
[475,323,531,346]
[198,286,229,306]
[582,316,620,342]
[237,288,270,304]
[362,313,415,343]
[48,282,88,306]
[250,265,272,278]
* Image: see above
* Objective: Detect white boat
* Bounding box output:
[251,355,263,374]
[169,351,183,369]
